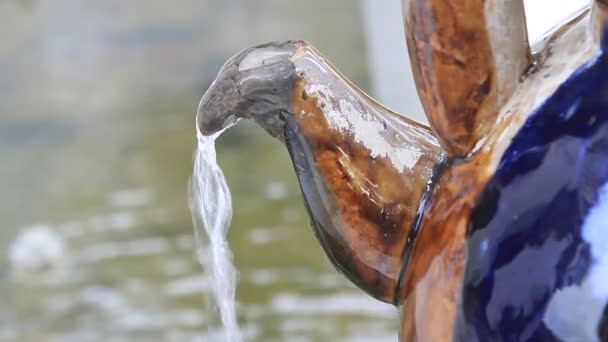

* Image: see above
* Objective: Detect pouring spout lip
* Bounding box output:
[196,41,303,138]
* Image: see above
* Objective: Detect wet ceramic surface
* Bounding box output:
[460,35,608,342]
[193,2,608,341]
[195,40,445,304]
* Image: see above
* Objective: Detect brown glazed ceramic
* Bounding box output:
[404,0,530,157]
[198,41,444,302]
[399,2,605,341]
[288,77,443,303]
[197,1,608,341]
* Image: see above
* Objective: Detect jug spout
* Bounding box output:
[197,41,299,139]
[198,41,444,303]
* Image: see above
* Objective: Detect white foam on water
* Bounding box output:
[190,125,242,342]
[9,224,65,274]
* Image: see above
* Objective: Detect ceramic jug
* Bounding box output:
[198,1,608,340]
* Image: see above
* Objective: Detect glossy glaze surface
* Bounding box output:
[196,1,608,341]
[398,7,606,342]
[458,30,608,342]
[404,0,530,156]
[286,76,442,303]
[196,41,444,303]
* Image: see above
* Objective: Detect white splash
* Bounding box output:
[190,126,242,342]
[582,182,608,301]
[304,83,422,172]
[9,224,65,274]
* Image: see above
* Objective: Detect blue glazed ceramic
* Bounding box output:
[461,40,608,342]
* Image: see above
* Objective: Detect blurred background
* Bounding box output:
[0,0,591,341]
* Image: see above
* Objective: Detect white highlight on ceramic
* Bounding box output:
[544,279,604,342]
[582,182,608,301]
[304,83,422,173]
[239,47,292,71]
[190,124,242,342]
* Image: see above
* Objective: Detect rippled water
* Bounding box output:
[191,126,241,341]
[0,0,397,341]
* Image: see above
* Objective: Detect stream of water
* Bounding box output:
[190,124,242,342]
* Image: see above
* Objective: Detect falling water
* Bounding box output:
[189,122,242,342]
